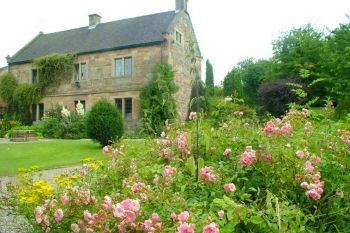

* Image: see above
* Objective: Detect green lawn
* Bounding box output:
[0,139,149,176]
[0,140,106,176]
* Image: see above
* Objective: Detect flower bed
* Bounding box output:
[1,103,350,232]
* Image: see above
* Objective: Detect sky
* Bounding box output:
[0,0,349,84]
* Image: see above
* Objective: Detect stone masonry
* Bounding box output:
[7,10,201,130]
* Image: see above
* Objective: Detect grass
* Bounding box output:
[0,140,105,176]
[0,139,149,177]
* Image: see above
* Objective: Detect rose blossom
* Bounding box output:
[178,211,190,223]
[203,222,219,233]
[223,148,231,156]
[54,209,64,222]
[224,183,236,192]
[61,193,69,204]
[178,223,195,233]
[102,146,109,153]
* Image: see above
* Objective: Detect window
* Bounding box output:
[81,63,87,80]
[125,98,132,119]
[115,57,133,77]
[124,57,132,76]
[32,69,38,83]
[31,103,44,122]
[115,58,122,76]
[175,30,183,44]
[74,63,87,81]
[74,64,79,81]
[74,100,86,111]
[115,98,133,119]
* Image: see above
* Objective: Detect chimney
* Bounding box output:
[89,14,101,28]
[176,0,188,12]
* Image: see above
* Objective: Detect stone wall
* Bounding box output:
[164,10,202,121]
[9,45,162,129]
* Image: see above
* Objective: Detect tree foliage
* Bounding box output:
[205,60,214,96]
[86,99,123,146]
[223,20,350,117]
[140,63,178,135]
[0,53,75,124]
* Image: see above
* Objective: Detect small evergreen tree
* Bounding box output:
[86,99,123,146]
[205,59,214,96]
[140,63,178,135]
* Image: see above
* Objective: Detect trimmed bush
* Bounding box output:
[86,99,123,145]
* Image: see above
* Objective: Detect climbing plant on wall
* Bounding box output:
[0,53,75,124]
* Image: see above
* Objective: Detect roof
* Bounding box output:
[9,11,176,64]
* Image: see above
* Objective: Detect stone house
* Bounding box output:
[4,0,201,129]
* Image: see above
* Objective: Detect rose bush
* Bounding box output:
[1,101,349,232]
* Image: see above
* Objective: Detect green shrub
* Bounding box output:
[0,117,22,137]
[140,63,178,135]
[86,99,123,145]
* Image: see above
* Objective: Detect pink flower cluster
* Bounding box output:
[240,146,257,166]
[35,202,63,233]
[176,131,190,155]
[224,183,236,192]
[143,213,162,232]
[203,222,219,233]
[157,132,174,160]
[200,166,217,182]
[112,199,140,231]
[285,107,309,119]
[263,120,292,135]
[164,165,177,177]
[171,211,196,233]
[222,148,232,156]
[296,150,324,201]
[339,129,350,145]
[102,144,124,163]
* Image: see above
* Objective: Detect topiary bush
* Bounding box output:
[86,99,123,146]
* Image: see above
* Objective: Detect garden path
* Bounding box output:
[0,165,79,233]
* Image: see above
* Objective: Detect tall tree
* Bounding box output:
[205,59,214,96]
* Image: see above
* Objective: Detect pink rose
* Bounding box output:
[178,211,190,223]
[102,146,109,153]
[223,148,232,156]
[224,183,236,192]
[152,213,160,222]
[178,223,195,233]
[171,212,177,221]
[54,209,64,222]
[61,193,69,204]
[203,222,219,233]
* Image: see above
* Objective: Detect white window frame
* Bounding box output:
[73,62,88,81]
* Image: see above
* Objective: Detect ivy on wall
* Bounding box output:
[0,53,75,124]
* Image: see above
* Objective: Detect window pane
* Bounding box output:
[115,59,122,76]
[81,63,87,80]
[32,69,38,83]
[115,98,123,113]
[125,98,132,118]
[74,64,79,81]
[124,57,132,76]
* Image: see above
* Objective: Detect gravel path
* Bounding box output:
[0,165,79,233]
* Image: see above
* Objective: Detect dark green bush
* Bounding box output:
[140,63,178,135]
[86,99,123,146]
